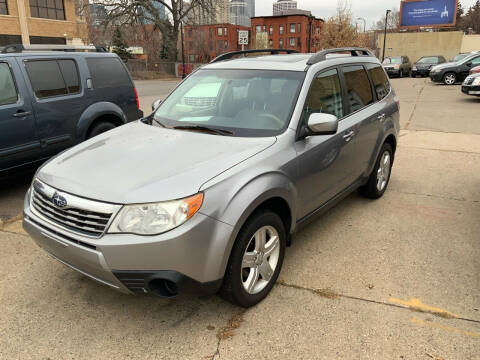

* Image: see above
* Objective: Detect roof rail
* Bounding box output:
[307,48,375,65]
[1,44,106,54]
[210,49,300,63]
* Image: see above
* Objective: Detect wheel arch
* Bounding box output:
[76,102,127,140]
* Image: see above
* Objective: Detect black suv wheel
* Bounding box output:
[87,122,116,139]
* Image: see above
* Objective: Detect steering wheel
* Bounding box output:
[257,113,284,128]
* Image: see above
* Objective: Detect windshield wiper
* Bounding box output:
[174,125,234,136]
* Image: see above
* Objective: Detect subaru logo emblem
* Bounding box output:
[52,192,67,208]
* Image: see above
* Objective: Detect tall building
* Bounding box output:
[89,3,108,26]
[246,0,255,18]
[187,0,229,25]
[0,0,88,46]
[138,2,167,24]
[229,0,250,27]
[273,0,297,16]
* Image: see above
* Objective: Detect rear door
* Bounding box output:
[20,57,85,158]
[0,58,39,172]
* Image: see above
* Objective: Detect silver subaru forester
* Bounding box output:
[23,48,399,307]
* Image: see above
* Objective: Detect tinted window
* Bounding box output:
[417,56,439,64]
[86,58,131,89]
[343,65,373,113]
[29,0,65,20]
[0,63,18,105]
[25,60,67,98]
[366,64,390,101]
[302,68,344,124]
[470,56,480,65]
[58,59,80,93]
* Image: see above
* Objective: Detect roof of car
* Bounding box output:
[0,51,118,59]
[203,53,381,72]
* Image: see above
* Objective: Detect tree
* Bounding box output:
[374,8,400,31]
[112,27,132,62]
[319,1,369,49]
[96,0,218,61]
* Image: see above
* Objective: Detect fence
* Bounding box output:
[126,59,203,78]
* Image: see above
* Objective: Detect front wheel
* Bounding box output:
[220,210,286,307]
[399,70,404,78]
[359,143,393,199]
[443,72,457,85]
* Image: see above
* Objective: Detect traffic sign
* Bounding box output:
[238,30,249,45]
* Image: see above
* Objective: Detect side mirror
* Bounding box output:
[466,62,472,67]
[307,113,338,135]
[152,99,162,111]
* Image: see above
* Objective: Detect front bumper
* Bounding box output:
[462,85,480,96]
[412,68,430,76]
[23,188,232,296]
[385,68,400,77]
[430,72,444,82]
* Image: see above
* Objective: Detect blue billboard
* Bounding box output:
[400,0,457,27]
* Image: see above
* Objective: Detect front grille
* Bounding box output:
[31,188,112,237]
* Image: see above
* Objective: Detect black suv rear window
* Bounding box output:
[86,57,131,89]
[25,59,80,98]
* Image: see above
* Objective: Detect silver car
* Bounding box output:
[23,48,400,307]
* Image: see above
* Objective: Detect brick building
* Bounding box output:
[0,0,88,46]
[184,23,250,63]
[251,14,323,53]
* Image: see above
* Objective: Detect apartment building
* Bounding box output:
[251,14,323,53]
[0,0,88,46]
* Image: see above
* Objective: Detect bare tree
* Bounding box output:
[92,0,218,60]
[319,1,370,49]
[373,8,400,31]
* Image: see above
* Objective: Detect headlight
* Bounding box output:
[413,66,417,71]
[108,193,203,235]
[473,78,480,86]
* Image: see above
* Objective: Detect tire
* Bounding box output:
[220,210,286,308]
[399,70,403,78]
[443,72,457,85]
[87,121,116,139]
[359,143,393,199]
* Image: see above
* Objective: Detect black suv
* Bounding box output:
[430,52,480,85]
[0,44,143,175]
[411,56,446,77]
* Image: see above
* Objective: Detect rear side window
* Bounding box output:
[25,59,80,98]
[366,64,391,101]
[0,62,18,105]
[342,65,373,113]
[86,57,131,89]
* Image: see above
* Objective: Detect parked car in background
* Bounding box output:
[470,65,480,75]
[430,52,480,85]
[462,73,480,97]
[0,44,143,177]
[382,56,412,78]
[452,51,479,62]
[411,56,446,77]
[23,48,400,307]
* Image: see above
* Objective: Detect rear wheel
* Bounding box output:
[87,121,116,139]
[220,210,286,307]
[359,143,393,199]
[399,70,404,78]
[443,72,457,85]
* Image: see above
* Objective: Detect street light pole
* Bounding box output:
[356,17,366,32]
[382,10,391,62]
[180,0,186,78]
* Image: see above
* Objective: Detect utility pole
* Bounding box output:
[382,10,391,62]
[356,17,366,32]
[180,0,186,78]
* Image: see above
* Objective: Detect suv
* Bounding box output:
[430,52,480,85]
[411,56,446,77]
[382,56,411,78]
[23,48,400,307]
[0,44,143,176]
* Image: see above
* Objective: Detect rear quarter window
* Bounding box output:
[86,57,132,89]
[366,63,391,101]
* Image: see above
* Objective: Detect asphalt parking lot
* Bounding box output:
[0,77,479,359]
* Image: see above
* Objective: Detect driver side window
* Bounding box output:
[471,56,480,66]
[301,68,344,127]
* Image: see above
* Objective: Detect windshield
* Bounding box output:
[454,53,468,62]
[417,57,438,64]
[382,57,401,64]
[153,69,305,137]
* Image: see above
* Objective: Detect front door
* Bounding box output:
[294,68,358,219]
[0,59,39,172]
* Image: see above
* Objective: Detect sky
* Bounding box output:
[255,0,478,30]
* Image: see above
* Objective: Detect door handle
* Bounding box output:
[343,130,355,142]
[377,113,386,122]
[13,111,32,118]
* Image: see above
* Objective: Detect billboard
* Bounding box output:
[400,0,457,28]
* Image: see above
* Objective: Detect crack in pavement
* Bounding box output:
[405,80,427,130]
[206,311,246,360]
[398,145,480,155]
[276,280,480,325]
[390,189,479,203]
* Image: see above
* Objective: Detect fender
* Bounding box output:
[76,102,127,140]
[200,172,298,279]
[365,128,398,178]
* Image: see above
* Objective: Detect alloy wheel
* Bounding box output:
[376,151,391,192]
[444,74,456,85]
[241,225,280,294]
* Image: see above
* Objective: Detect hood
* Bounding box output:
[431,62,456,71]
[38,122,276,203]
[414,63,434,69]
